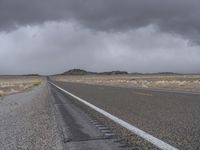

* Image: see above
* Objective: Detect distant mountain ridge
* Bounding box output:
[60,69,128,75]
[57,69,195,76]
[61,69,91,75]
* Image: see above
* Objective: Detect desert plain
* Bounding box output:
[0,76,42,97]
[52,74,200,93]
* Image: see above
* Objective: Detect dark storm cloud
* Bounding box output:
[0,0,200,75]
[0,22,200,75]
[0,0,200,43]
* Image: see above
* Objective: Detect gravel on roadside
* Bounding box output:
[0,82,63,150]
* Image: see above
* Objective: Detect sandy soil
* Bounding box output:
[0,76,42,96]
[52,75,200,93]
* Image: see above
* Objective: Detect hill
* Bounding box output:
[60,69,128,75]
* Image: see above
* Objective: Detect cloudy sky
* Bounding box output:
[0,0,200,75]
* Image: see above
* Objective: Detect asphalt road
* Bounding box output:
[52,81,200,150]
[49,84,132,150]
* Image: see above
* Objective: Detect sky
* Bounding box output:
[0,0,200,75]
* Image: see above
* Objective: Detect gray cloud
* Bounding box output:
[0,0,200,44]
[0,1,200,74]
[0,22,199,75]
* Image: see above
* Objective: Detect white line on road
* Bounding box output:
[49,81,178,150]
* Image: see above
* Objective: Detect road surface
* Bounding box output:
[49,82,133,150]
[50,81,200,150]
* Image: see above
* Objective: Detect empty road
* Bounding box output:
[50,81,200,150]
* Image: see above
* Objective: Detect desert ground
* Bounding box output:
[0,76,62,149]
[1,75,200,149]
[52,74,200,93]
[0,76,42,96]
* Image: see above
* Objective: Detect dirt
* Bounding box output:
[0,77,42,96]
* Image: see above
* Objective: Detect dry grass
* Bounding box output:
[52,75,200,93]
[0,76,43,96]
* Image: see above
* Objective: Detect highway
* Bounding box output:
[49,82,133,150]
[49,81,200,150]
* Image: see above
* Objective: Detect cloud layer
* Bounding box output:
[0,0,200,74]
[0,21,199,75]
[1,0,200,44]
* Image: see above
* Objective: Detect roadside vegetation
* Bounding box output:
[0,77,42,96]
[52,75,200,93]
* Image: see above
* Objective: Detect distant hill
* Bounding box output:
[58,69,190,76]
[129,72,181,75]
[61,69,93,75]
[99,71,128,75]
[154,72,180,75]
[23,74,40,76]
[60,69,128,75]
[129,72,144,75]
[0,74,40,77]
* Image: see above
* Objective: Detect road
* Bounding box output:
[50,81,200,150]
[49,83,134,150]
